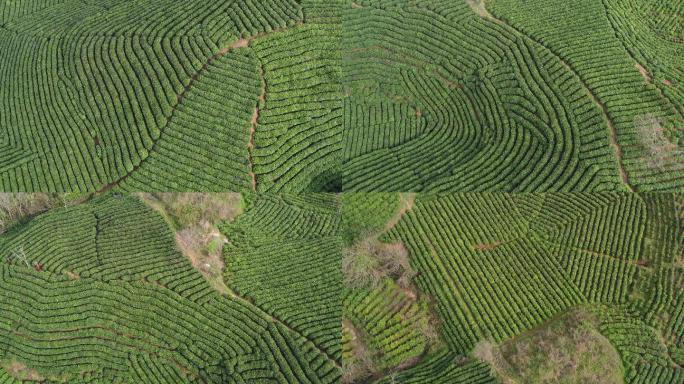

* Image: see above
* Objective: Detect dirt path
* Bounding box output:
[635,62,652,83]
[465,0,498,21]
[248,64,266,192]
[595,96,636,192]
[383,193,416,234]
[97,23,303,193]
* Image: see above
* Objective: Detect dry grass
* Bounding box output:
[342,237,416,289]
[635,113,679,170]
[342,321,377,384]
[136,193,242,295]
[475,310,623,384]
[2,360,45,382]
[0,193,64,233]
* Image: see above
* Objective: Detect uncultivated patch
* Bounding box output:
[473,241,504,251]
[342,238,415,289]
[136,193,242,295]
[2,360,45,382]
[474,309,624,384]
[0,193,65,233]
[635,113,679,170]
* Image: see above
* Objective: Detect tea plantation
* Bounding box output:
[1,0,682,192]
[341,0,684,192]
[0,0,342,193]
[342,193,684,383]
[0,193,342,383]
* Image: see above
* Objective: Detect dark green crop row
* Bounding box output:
[1,0,682,192]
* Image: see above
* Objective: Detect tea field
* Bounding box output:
[0,0,342,193]
[341,0,684,192]
[1,0,683,192]
[342,193,684,383]
[0,193,342,383]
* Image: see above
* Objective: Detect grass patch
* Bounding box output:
[135,193,242,295]
[1,360,45,382]
[342,237,415,289]
[474,309,624,384]
[0,193,66,234]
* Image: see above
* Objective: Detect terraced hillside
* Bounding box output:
[0,0,341,193]
[342,193,684,383]
[2,0,682,193]
[342,0,684,192]
[0,193,341,383]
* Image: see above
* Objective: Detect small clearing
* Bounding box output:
[136,193,242,295]
[635,62,652,83]
[466,0,498,21]
[474,309,624,384]
[635,113,679,170]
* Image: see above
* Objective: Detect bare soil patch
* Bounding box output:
[473,241,504,251]
[635,113,679,170]
[474,309,623,384]
[635,62,652,83]
[3,360,45,382]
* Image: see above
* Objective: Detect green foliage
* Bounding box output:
[340,193,400,245]
[1,0,682,192]
[221,194,343,362]
[488,0,684,191]
[0,194,340,383]
[341,0,629,192]
[378,193,683,383]
[343,280,432,373]
[373,350,496,384]
[0,0,341,192]
[341,0,683,192]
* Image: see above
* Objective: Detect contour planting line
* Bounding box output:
[469,0,636,192]
[97,22,304,193]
